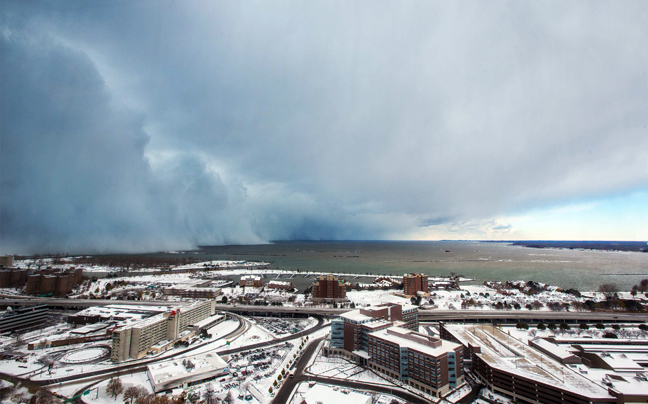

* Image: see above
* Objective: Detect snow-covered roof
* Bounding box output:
[444,324,613,400]
[147,351,227,392]
[371,326,460,357]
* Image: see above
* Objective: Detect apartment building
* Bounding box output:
[403,273,429,296]
[312,275,346,301]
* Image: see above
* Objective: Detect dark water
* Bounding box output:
[160,241,648,292]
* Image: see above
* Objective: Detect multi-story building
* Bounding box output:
[335,303,419,352]
[111,300,215,362]
[403,273,429,296]
[0,256,14,268]
[312,275,346,301]
[440,324,616,404]
[0,305,49,333]
[0,268,28,288]
[367,326,463,398]
[267,280,293,290]
[24,267,83,296]
[239,275,263,287]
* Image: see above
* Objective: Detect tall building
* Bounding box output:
[403,273,429,296]
[312,275,346,301]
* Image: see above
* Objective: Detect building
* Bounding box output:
[403,273,429,296]
[368,326,463,398]
[336,303,419,352]
[24,267,83,296]
[267,280,293,290]
[0,256,14,268]
[68,304,169,326]
[0,305,49,333]
[148,351,228,393]
[111,300,215,362]
[162,286,221,299]
[0,267,29,288]
[440,324,616,404]
[312,275,346,301]
[239,275,263,288]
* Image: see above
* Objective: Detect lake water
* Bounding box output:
[159,241,648,292]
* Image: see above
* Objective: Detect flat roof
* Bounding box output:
[371,326,460,357]
[443,324,613,399]
[148,351,227,387]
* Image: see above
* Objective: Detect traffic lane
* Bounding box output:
[273,337,324,404]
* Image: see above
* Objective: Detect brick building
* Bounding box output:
[24,267,83,296]
[368,326,463,398]
[239,275,263,287]
[312,275,346,301]
[403,273,429,296]
[334,303,419,352]
[267,280,293,290]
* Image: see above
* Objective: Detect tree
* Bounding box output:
[579,323,589,331]
[223,391,234,404]
[537,322,546,331]
[595,323,605,330]
[268,387,273,394]
[34,388,55,404]
[598,283,619,301]
[640,279,648,292]
[106,378,124,399]
[202,384,216,404]
[221,296,228,304]
[124,386,143,404]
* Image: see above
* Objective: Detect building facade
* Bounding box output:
[368,327,463,398]
[239,275,263,287]
[403,273,429,296]
[312,275,346,301]
[111,300,215,362]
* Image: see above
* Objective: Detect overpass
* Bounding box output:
[2,298,646,323]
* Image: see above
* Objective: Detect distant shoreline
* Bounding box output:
[487,240,648,253]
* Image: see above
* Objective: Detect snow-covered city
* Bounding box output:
[2,254,648,404]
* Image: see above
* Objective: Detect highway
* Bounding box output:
[3,298,646,323]
[418,309,648,323]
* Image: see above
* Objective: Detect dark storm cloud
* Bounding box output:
[1,1,647,253]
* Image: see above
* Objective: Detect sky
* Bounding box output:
[1,0,647,254]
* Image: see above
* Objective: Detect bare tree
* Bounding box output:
[106,378,124,399]
[34,388,55,404]
[599,283,619,300]
[202,384,216,404]
[124,386,144,404]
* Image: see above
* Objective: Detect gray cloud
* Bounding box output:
[1,1,647,253]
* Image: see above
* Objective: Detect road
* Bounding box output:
[274,337,433,404]
[3,299,647,323]
[418,310,648,323]
[62,315,325,403]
